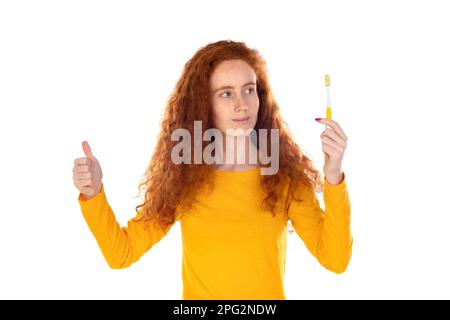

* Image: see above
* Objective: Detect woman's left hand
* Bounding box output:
[315,118,348,185]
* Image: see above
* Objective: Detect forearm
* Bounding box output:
[318,173,353,273]
[78,185,133,269]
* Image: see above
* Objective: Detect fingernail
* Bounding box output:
[315,118,321,121]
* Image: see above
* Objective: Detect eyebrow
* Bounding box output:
[212,82,256,94]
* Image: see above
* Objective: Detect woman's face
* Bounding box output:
[209,59,259,134]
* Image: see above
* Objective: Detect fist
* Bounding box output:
[73,141,103,200]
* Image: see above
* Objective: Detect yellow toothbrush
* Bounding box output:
[324,74,332,128]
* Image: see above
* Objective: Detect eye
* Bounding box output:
[220,91,231,98]
[245,87,255,94]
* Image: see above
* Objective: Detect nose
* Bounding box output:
[234,95,248,112]
[235,105,248,112]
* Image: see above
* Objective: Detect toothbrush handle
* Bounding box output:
[326,106,332,129]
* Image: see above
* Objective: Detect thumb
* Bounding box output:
[82,141,94,158]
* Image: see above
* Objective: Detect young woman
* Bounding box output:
[73,40,352,300]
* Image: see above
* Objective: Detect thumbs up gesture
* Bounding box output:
[73,141,104,200]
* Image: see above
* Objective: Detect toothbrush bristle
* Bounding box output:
[324,74,330,87]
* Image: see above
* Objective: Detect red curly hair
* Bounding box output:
[134,40,324,232]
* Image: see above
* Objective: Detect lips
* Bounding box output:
[232,116,250,122]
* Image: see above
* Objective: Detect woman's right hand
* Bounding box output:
[73,141,103,200]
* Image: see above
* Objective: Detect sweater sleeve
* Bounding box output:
[78,184,180,269]
[287,172,353,274]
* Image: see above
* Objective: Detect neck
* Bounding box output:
[213,134,260,171]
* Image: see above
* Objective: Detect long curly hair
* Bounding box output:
[134,40,324,232]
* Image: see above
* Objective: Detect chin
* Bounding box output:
[228,125,256,137]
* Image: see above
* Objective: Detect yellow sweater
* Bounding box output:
[78,168,352,300]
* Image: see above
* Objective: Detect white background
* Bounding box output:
[1,0,449,299]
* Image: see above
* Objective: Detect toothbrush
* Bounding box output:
[324,74,332,128]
